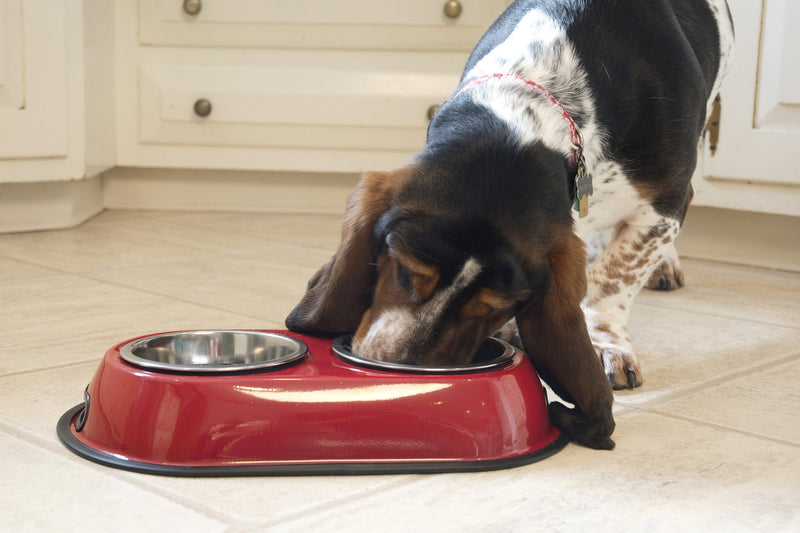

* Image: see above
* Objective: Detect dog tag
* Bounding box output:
[578,194,589,218]
[574,166,593,218]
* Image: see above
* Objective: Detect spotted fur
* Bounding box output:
[457,0,734,390]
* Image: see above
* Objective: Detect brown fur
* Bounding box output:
[515,228,615,448]
[285,166,415,334]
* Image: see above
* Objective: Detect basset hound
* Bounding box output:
[287,0,734,450]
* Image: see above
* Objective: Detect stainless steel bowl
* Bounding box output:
[119,330,307,373]
[332,335,516,374]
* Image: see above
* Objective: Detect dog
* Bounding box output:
[286,0,734,450]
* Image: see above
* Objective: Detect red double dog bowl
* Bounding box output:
[57,330,568,476]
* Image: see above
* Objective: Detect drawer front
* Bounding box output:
[139,0,508,51]
[139,51,462,157]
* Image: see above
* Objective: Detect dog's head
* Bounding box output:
[286,157,615,449]
[354,209,542,364]
[285,164,558,365]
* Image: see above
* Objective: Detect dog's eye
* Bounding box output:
[395,261,413,293]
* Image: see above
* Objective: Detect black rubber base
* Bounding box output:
[57,405,570,477]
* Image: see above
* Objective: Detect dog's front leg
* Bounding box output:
[646,241,685,291]
[516,230,615,450]
[583,216,681,389]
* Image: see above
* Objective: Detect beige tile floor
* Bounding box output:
[1,209,798,532]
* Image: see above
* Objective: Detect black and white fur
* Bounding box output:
[445,0,734,388]
[287,0,734,449]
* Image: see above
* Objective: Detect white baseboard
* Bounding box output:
[102,167,360,215]
[678,206,800,272]
[0,177,103,233]
[3,170,799,274]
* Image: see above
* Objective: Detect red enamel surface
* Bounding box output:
[69,331,561,467]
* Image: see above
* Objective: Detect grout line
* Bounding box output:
[679,255,800,275]
[69,271,288,326]
[0,244,318,283]
[1,403,424,530]
[150,213,341,252]
[0,255,66,282]
[633,299,800,331]
[110,475,247,527]
[0,421,241,527]
[617,350,800,409]
[0,359,100,379]
[124,471,425,531]
[626,407,800,449]
[0,216,332,279]
[252,476,431,531]
[0,420,64,452]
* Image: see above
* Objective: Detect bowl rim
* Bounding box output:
[331,335,516,374]
[118,330,308,373]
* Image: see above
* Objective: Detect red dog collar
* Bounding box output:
[454,73,592,217]
[455,73,584,166]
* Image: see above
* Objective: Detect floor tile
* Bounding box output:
[3,210,799,532]
[269,411,800,532]
[651,355,800,445]
[0,213,267,274]
[0,362,421,526]
[613,303,799,405]
[0,256,59,281]
[125,472,415,525]
[0,431,227,532]
[87,245,333,326]
[0,274,270,375]
[162,211,343,251]
[81,208,168,224]
[0,362,101,441]
[636,259,800,329]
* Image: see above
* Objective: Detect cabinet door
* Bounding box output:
[698,0,800,215]
[0,0,68,159]
[0,0,24,110]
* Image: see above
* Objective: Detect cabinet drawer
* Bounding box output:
[139,52,461,155]
[139,0,507,51]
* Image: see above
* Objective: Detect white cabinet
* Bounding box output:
[2,0,798,233]
[0,0,114,232]
[0,0,114,181]
[696,0,800,216]
[0,0,68,164]
[116,0,509,172]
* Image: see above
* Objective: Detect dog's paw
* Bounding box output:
[646,255,685,291]
[548,402,615,450]
[597,345,643,390]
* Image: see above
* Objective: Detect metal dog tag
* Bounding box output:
[574,167,593,218]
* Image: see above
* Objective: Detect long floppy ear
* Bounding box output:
[285,167,413,335]
[515,228,616,450]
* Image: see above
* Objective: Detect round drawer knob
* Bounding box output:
[427,104,440,121]
[193,98,212,117]
[183,0,202,16]
[443,0,463,19]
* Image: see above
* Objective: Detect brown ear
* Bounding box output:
[285,167,413,334]
[515,228,616,450]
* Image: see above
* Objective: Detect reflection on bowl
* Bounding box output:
[119,330,307,373]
